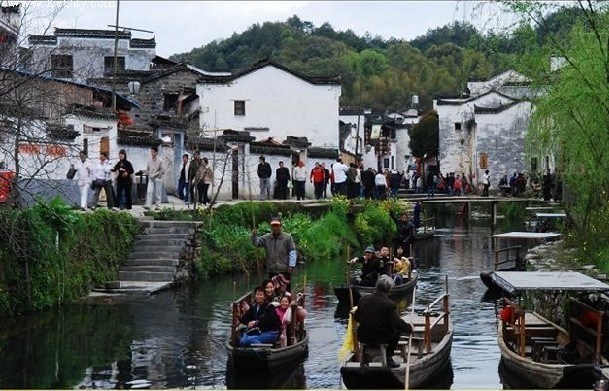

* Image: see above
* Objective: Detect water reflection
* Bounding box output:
[225,360,307,389]
[0,215,532,389]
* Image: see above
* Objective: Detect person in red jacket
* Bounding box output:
[310,162,326,200]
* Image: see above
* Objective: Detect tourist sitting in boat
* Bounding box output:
[377,246,401,284]
[392,245,412,280]
[348,246,385,286]
[237,286,281,346]
[275,292,292,347]
[262,278,280,303]
[353,275,414,368]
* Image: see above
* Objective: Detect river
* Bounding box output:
[0,214,533,389]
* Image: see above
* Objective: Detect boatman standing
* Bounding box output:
[252,216,297,291]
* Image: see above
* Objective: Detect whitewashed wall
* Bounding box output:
[436,91,532,187]
[198,65,341,149]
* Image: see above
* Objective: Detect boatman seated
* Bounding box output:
[353,275,414,368]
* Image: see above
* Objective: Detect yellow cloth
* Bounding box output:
[338,308,357,362]
[394,257,411,275]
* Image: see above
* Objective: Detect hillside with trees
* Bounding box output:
[169,9,581,112]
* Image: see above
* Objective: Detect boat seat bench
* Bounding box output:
[359,343,388,367]
[398,336,425,358]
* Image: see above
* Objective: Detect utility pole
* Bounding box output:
[111,0,120,112]
[355,79,362,157]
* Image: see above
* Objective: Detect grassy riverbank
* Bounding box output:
[0,197,138,317]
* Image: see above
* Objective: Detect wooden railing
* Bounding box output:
[568,297,604,364]
[422,292,450,353]
[500,298,527,357]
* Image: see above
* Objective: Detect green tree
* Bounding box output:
[409,110,439,159]
[504,1,609,263]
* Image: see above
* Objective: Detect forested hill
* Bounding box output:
[169,11,582,111]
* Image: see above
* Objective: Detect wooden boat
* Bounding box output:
[480,232,561,291]
[340,277,453,389]
[334,270,418,306]
[225,291,309,373]
[494,271,609,389]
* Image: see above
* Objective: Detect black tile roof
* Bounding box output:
[130,37,156,49]
[54,28,131,39]
[198,59,340,86]
[308,147,338,159]
[118,129,161,147]
[47,124,80,140]
[64,103,117,120]
[250,142,293,156]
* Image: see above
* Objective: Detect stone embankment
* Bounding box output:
[526,240,608,281]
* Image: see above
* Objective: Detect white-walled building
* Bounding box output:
[27,28,156,83]
[190,60,342,200]
[434,70,536,188]
[197,60,341,149]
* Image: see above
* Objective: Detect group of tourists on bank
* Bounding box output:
[70,147,214,211]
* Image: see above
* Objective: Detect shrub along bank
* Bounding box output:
[0,196,408,317]
[0,197,138,317]
[193,198,410,279]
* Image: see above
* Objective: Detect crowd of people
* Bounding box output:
[71,147,561,212]
[70,147,216,211]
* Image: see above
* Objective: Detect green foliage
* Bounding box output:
[353,200,397,247]
[506,1,609,269]
[193,198,402,279]
[409,110,439,159]
[0,199,138,316]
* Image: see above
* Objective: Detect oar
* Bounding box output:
[247,168,261,275]
[404,285,416,390]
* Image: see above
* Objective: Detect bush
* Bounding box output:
[0,199,138,316]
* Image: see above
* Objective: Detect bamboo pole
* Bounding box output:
[246,168,261,275]
[405,285,416,390]
[347,246,354,309]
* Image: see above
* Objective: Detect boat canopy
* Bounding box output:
[492,271,609,295]
[493,232,561,240]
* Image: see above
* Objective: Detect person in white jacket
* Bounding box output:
[91,152,114,209]
[73,150,92,210]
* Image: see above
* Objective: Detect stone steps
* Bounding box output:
[128,250,183,260]
[96,220,201,294]
[122,259,180,267]
[119,270,176,282]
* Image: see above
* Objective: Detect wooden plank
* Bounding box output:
[524,312,550,327]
